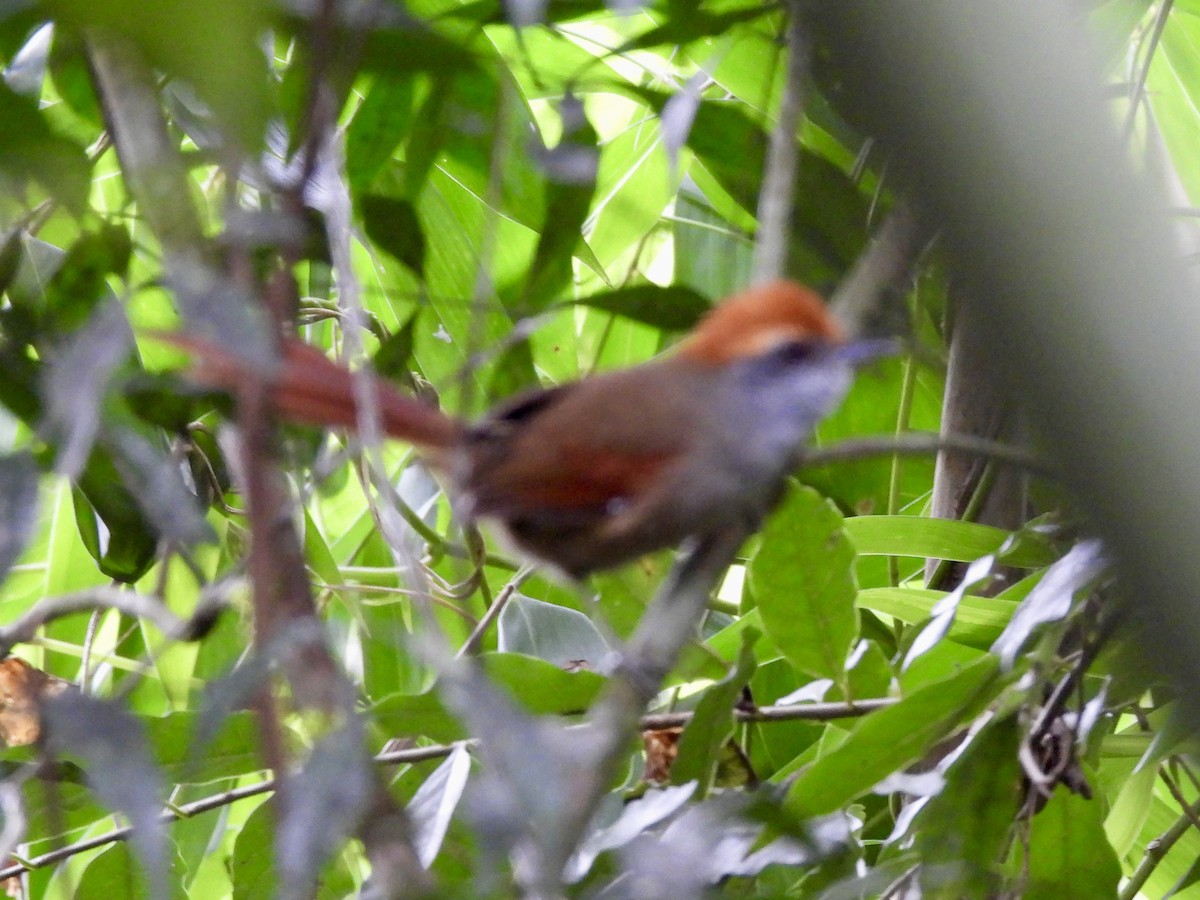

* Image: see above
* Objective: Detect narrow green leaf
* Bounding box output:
[1103,759,1157,858]
[569,284,711,332]
[520,95,598,312]
[361,194,425,276]
[785,658,999,817]
[843,516,1057,567]
[857,587,1018,648]
[671,628,758,790]
[748,485,859,681]
[346,74,416,193]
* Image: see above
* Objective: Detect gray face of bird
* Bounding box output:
[714,337,895,485]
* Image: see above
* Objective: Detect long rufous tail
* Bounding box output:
[159,333,463,450]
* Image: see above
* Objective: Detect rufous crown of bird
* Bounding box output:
[162,280,892,579]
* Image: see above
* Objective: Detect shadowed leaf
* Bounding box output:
[43,692,169,898]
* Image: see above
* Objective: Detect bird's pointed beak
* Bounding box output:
[829,337,900,367]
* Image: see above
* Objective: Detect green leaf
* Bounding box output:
[43,692,169,898]
[361,194,426,276]
[372,312,419,383]
[370,688,462,744]
[748,485,859,682]
[73,451,159,582]
[1103,758,1157,858]
[50,0,271,151]
[371,653,605,740]
[230,800,278,900]
[76,844,148,898]
[346,73,416,194]
[146,710,261,783]
[480,652,605,714]
[614,3,774,53]
[569,284,711,331]
[843,516,1057,567]
[915,716,1022,899]
[785,657,999,817]
[1024,783,1121,900]
[497,593,610,669]
[520,96,599,312]
[671,628,758,791]
[857,587,1018,648]
[43,223,132,332]
[0,80,90,213]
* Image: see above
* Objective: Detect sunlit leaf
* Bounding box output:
[408,743,472,867]
[748,485,858,682]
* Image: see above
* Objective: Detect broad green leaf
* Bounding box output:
[43,692,169,898]
[786,658,999,817]
[843,516,1057,568]
[49,0,270,151]
[705,608,774,664]
[146,710,261,783]
[748,485,858,682]
[277,724,374,900]
[75,844,147,898]
[1024,784,1121,900]
[916,716,1022,899]
[371,652,605,739]
[230,800,278,900]
[497,593,610,669]
[370,688,462,744]
[480,651,605,714]
[0,80,90,213]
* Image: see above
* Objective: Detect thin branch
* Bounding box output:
[1119,783,1200,900]
[1123,0,1174,141]
[640,698,895,730]
[800,431,1053,477]
[0,685,894,883]
[751,0,809,283]
[830,204,925,338]
[0,587,226,657]
[538,526,752,888]
[457,573,531,658]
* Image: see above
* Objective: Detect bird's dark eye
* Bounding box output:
[770,338,822,364]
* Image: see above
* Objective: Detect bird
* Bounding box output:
[174,280,887,578]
